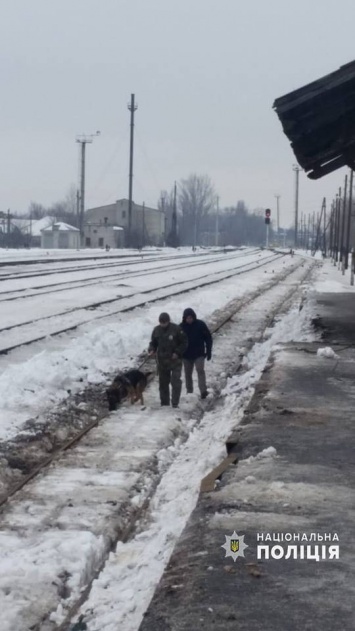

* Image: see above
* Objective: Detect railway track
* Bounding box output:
[0,248,244,282]
[0,247,233,269]
[0,249,183,270]
[0,249,259,301]
[0,251,282,355]
[0,257,310,508]
[0,257,316,631]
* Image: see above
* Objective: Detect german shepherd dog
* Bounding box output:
[106,369,151,411]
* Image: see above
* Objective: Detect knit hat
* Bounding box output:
[159,312,170,323]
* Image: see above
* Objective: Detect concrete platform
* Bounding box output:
[139,293,355,631]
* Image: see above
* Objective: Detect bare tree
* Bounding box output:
[218,201,271,246]
[158,188,180,246]
[27,185,78,225]
[50,185,79,226]
[158,189,174,227]
[28,202,47,219]
[178,174,215,246]
[65,184,78,216]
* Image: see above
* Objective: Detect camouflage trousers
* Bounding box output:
[158,361,182,406]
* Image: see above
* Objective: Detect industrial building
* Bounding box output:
[84,199,165,247]
[84,223,124,248]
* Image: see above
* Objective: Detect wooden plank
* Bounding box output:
[200,453,238,493]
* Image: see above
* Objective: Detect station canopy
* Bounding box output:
[273,60,355,179]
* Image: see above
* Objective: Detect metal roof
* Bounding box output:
[273,60,355,179]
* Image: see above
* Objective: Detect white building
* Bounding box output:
[41,222,80,249]
[85,199,165,246]
[84,223,124,248]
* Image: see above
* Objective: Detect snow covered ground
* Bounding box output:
[0,249,267,331]
[0,248,286,441]
[74,264,317,631]
[0,246,320,631]
[0,246,168,263]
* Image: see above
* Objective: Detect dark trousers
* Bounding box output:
[183,357,207,394]
[158,362,182,406]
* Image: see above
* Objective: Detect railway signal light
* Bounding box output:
[265,208,271,225]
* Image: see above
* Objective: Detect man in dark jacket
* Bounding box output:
[179,308,212,399]
[148,312,188,408]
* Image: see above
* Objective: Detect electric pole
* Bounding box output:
[275,194,280,233]
[323,199,327,256]
[160,194,166,247]
[76,132,100,246]
[215,196,219,246]
[128,94,138,248]
[172,181,178,246]
[293,165,301,247]
[340,174,348,273]
[337,187,342,266]
[345,169,353,269]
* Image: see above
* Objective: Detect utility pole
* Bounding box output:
[215,196,219,246]
[275,194,280,234]
[329,201,334,259]
[345,169,353,270]
[312,211,316,251]
[314,199,325,254]
[76,132,100,246]
[142,201,145,248]
[334,193,340,264]
[76,190,80,224]
[337,187,342,267]
[172,181,178,247]
[127,93,138,248]
[160,195,166,247]
[323,199,327,255]
[340,175,348,273]
[293,165,301,247]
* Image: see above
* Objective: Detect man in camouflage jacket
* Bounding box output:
[149,312,188,408]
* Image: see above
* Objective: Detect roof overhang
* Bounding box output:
[273,60,355,179]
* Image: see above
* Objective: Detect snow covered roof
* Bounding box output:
[31,216,55,236]
[41,222,80,233]
[9,216,55,236]
[10,218,30,230]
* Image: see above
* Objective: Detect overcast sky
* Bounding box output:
[1,0,355,227]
